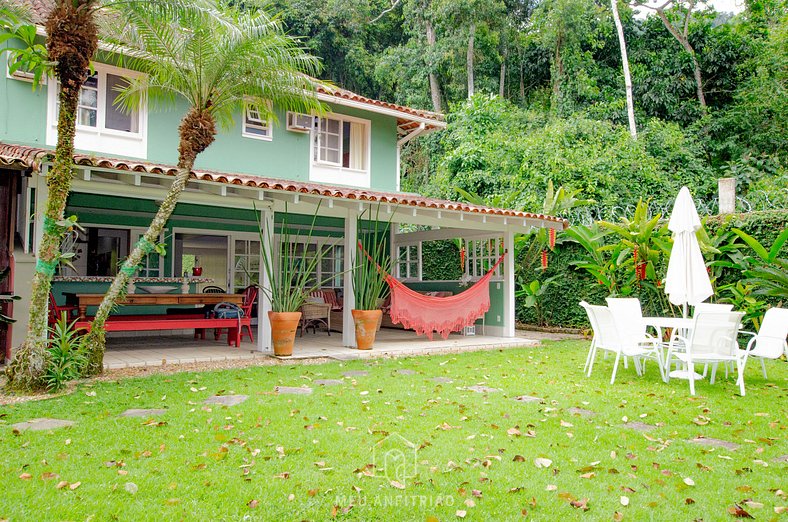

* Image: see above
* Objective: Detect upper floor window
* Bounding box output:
[310,114,370,187]
[47,62,147,158]
[242,102,272,140]
[59,71,139,134]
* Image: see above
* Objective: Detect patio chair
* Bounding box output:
[48,292,79,326]
[693,302,734,315]
[605,297,656,370]
[320,288,343,312]
[214,286,258,344]
[202,285,225,293]
[739,307,788,379]
[580,301,665,385]
[666,311,746,395]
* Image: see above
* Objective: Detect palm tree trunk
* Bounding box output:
[5,83,81,390]
[611,0,637,139]
[5,0,97,391]
[82,108,216,375]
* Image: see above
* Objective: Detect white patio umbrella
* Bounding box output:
[664,186,713,318]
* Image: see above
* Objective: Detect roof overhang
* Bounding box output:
[0,142,568,233]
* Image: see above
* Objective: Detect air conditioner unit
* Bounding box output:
[286,112,314,133]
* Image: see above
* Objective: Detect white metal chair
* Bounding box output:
[693,302,734,315]
[581,302,665,384]
[666,311,746,395]
[739,307,788,379]
[605,297,657,371]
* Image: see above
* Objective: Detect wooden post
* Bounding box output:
[503,230,515,338]
[343,209,358,347]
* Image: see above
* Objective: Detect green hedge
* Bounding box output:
[518,210,788,328]
[409,210,787,328]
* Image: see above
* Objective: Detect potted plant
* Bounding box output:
[256,203,333,356]
[352,207,392,350]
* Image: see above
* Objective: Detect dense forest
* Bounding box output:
[273,0,787,216]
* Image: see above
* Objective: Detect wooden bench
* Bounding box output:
[73,317,242,347]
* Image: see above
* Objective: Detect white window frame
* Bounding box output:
[395,243,422,282]
[279,235,344,288]
[56,223,163,278]
[242,100,273,141]
[465,237,503,281]
[46,61,148,158]
[309,113,371,188]
[233,235,262,293]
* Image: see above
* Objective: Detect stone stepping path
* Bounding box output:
[275,386,313,395]
[204,395,248,407]
[431,377,453,384]
[687,436,739,450]
[11,418,75,432]
[342,370,369,378]
[567,407,596,417]
[120,409,167,418]
[622,421,656,432]
[773,455,788,463]
[513,395,543,403]
[395,369,417,375]
[313,379,344,386]
[464,385,502,394]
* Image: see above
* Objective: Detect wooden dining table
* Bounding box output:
[66,293,243,319]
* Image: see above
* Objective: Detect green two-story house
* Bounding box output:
[0,3,566,360]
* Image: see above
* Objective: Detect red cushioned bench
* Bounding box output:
[73,317,242,347]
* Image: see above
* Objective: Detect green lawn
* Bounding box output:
[1,340,786,521]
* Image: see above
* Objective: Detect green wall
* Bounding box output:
[1,47,401,192]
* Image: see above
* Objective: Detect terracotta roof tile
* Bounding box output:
[0,142,568,228]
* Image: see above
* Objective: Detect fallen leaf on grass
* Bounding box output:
[774,506,787,514]
[685,498,695,505]
[683,477,695,486]
[456,509,467,518]
[248,499,259,508]
[534,458,552,469]
[69,482,81,490]
[390,481,406,490]
[274,472,290,479]
[546,485,557,491]
[613,511,624,521]
[40,472,59,481]
[620,496,629,506]
[570,498,590,511]
[18,473,32,480]
[728,504,754,518]
[742,500,763,509]
[56,481,69,489]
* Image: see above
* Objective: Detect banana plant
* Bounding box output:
[732,227,788,299]
[516,275,560,326]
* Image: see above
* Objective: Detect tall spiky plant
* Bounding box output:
[354,205,392,311]
[82,0,324,373]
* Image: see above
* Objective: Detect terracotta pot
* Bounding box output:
[352,309,382,350]
[268,311,302,356]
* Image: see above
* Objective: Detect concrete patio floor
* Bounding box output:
[102,328,571,369]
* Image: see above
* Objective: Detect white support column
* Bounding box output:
[342,209,358,347]
[33,169,49,254]
[257,208,273,352]
[502,230,516,338]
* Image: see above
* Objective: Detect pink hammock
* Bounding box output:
[363,241,506,340]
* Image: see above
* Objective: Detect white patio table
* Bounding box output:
[643,316,700,379]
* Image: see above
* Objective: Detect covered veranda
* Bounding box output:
[0,143,568,360]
